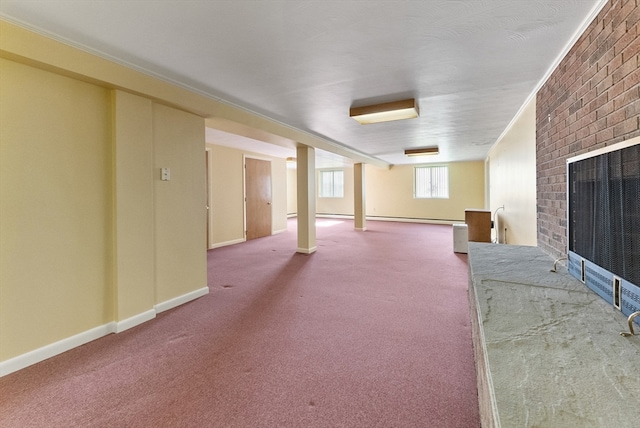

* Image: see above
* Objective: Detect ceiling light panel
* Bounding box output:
[350,99,419,125]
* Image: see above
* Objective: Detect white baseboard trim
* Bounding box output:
[315,214,460,225]
[115,309,156,333]
[316,214,353,219]
[355,227,367,231]
[0,322,116,377]
[297,246,317,254]
[154,286,209,314]
[209,238,245,249]
[365,216,460,225]
[1,287,210,377]
[272,228,287,235]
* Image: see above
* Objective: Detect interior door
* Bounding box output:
[245,158,272,240]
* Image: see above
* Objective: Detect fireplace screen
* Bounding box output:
[568,142,640,287]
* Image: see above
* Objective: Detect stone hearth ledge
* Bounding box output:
[468,243,640,428]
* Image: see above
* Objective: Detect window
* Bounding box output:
[318,170,344,198]
[414,166,449,198]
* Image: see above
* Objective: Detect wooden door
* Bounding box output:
[245,158,272,240]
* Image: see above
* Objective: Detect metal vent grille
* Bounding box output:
[568,143,640,288]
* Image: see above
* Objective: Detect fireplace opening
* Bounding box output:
[567,138,640,317]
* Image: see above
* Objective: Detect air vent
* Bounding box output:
[613,277,622,310]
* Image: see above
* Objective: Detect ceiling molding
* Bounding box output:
[490,0,609,152]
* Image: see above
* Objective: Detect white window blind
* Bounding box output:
[319,170,344,198]
[415,166,449,198]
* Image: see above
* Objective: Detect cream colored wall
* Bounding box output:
[0,58,113,360]
[206,143,288,247]
[365,161,485,221]
[0,56,208,364]
[0,18,489,369]
[112,90,155,321]
[207,144,245,245]
[153,104,207,303]
[316,166,355,215]
[486,98,537,246]
[287,166,297,215]
[270,157,288,233]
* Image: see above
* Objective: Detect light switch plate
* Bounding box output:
[161,167,170,181]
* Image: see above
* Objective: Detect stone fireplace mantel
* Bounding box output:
[468,243,640,427]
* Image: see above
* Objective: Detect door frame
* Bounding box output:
[243,155,273,240]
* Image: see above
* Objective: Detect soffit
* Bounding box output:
[0,1,605,166]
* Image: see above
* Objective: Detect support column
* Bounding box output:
[296,145,316,254]
[354,163,366,231]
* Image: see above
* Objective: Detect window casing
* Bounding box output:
[414,166,449,198]
[318,170,344,198]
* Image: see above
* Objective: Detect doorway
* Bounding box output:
[245,157,272,240]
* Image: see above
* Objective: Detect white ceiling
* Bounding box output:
[1,0,605,167]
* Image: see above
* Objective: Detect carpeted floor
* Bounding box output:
[0,219,480,427]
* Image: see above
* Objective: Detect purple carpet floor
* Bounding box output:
[0,219,480,427]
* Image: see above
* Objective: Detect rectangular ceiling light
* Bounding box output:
[350,98,419,125]
[404,147,439,156]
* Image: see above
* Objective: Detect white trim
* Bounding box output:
[488,0,609,158]
[297,246,317,254]
[366,216,459,225]
[1,287,210,377]
[355,227,367,232]
[566,135,640,164]
[209,238,246,249]
[315,213,461,225]
[0,323,115,377]
[272,228,287,235]
[243,154,274,162]
[316,214,353,219]
[115,309,156,333]
[154,287,209,314]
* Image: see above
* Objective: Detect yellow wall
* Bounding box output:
[316,166,355,215]
[287,166,297,215]
[0,56,208,364]
[0,58,113,359]
[112,90,155,321]
[207,144,245,245]
[486,98,537,245]
[270,157,288,233]
[206,143,288,247]
[153,104,207,303]
[0,18,486,370]
[365,162,485,221]
[289,162,485,222]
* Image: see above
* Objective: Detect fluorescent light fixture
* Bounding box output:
[350,98,419,124]
[404,147,439,157]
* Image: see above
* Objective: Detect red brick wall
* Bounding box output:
[536,0,640,258]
